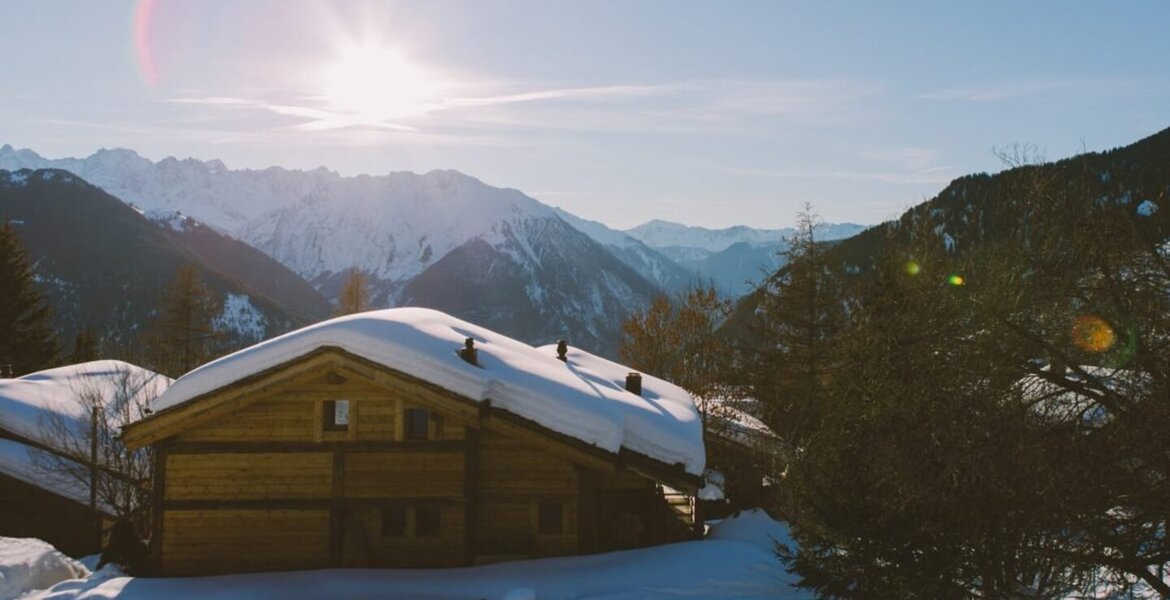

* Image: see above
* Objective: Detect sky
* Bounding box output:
[1,1,1168,230]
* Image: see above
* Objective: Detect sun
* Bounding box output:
[325,43,438,121]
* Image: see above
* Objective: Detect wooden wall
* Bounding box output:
[473,430,580,563]
[150,359,688,576]
[156,366,471,575]
[0,473,104,558]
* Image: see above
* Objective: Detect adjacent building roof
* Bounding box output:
[0,360,170,511]
[148,308,706,475]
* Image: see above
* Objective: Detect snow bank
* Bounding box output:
[21,509,806,600]
[151,309,705,475]
[25,531,804,600]
[707,508,797,554]
[0,537,89,599]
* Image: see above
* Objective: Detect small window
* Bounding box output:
[415,504,440,537]
[404,408,430,440]
[381,506,406,537]
[323,399,349,431]
[538,502,563,534]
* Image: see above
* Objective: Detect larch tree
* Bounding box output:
[335,269,371,316]
[620,285,734,426]
[0,220,59,375]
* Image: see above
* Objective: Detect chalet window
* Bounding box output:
[404,408,430,440]
[415,504,441,537]
[323,399,349,431]
[538,502,563,534]
[381,506,406,537]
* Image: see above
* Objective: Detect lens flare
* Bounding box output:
[133,0,159,86]
[947,274,965,286]
[1072,315,1116,353]
[905,261,920,276]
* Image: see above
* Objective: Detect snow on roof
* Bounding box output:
[0,361,167,512]
[0,361,171,444]
[0,437,106,511]
[705,397,782,448]
[535,343,705,474]
[153,308,706,475]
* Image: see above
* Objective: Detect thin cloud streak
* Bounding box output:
[723,166,955,185]
[917,79,1100,102]
[164,77,881,136]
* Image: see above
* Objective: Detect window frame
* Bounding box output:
[322,399,350,432]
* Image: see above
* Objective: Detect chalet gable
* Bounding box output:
[123,309,705,491]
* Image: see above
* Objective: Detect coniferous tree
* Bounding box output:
[70,327,100,363]
[0,221,58,375]
[148,264,220,376]
[748,204,846,448]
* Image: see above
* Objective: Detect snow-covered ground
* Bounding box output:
[0,537,89,600]
[12,510,805,600]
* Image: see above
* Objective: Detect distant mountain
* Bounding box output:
[0,147,667,355]
[623,219,867,297]
[0,169,323,351]
[551,208,698,295]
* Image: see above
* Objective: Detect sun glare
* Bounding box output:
[325,44,438,122]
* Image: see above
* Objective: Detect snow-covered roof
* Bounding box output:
[0,361,168,512]
[704,397,782,449]
[0,361,170,444]
[0,437,103,510]
[152,308,706,475]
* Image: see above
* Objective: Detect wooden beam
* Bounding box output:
[150,444,167,575]
[329,451,344,566]
[163,497,467,511]
[617,448,701,495]
[463,427,479,566]
[165,440,466,455]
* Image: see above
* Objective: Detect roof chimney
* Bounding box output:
[625,372,642,396]
[459,337,478,366]
[556,340,568,362]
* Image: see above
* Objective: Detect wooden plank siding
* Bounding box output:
[138,351,696,576]
[473,430,581,563]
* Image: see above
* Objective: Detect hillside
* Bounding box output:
[0,169,322,351]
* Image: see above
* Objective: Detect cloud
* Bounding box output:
[163,77,881,137]
[722,166,954,185]
[916,79,1090,102]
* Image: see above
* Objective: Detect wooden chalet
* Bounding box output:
[122,308,705,576]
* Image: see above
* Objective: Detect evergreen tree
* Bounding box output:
[70,327,100,363]
[0,221,58,375]
[148,264,220,376]
[748,204,845,447]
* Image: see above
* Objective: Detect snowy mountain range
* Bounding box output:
[624,220,867,297]
[0,169,318,351]
[0,144,866,354]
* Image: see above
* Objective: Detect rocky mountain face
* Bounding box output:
[0,169,322,352]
